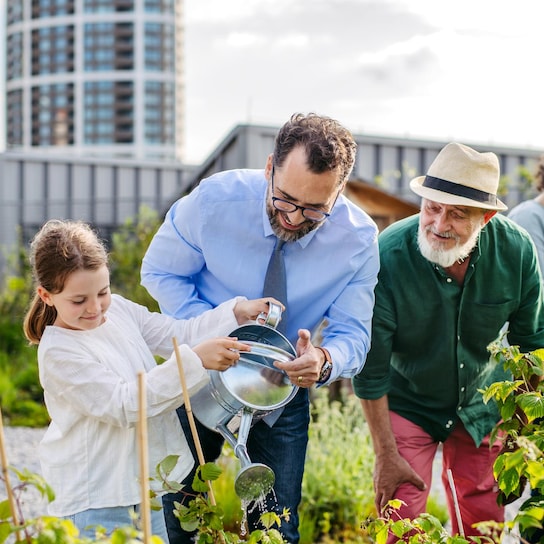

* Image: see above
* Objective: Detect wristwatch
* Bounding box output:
[316,347,333,384]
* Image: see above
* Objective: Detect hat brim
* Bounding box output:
[409,176,508,211]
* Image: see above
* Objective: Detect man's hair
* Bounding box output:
[273,112,357,186]
[536,154,544,192]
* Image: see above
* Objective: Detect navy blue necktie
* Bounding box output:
[263,238,287,334]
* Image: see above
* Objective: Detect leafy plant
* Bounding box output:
[481,341,544,540]
[0,465,163,544]
[300,389,375,542]
[364,341,544,543]
[108,206,162,311]
[171,462,288,544]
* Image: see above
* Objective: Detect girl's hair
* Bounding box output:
[23,220,109,345]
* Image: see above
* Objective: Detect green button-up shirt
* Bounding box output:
[353,213,544,445]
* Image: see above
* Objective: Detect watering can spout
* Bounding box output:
[216,412,275,502]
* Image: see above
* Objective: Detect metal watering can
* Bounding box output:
[190,303,298,501]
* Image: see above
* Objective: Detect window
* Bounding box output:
[84,23,134,71]
[144,22,175,71]
[6,33,23,80]
[144,81,175,144]
[31,26,75,75]
[31,84,75,146]
[84,81,134,144]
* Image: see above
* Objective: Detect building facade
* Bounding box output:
[193,124,542,209]
[5,0,184,160]
[1,123,540,276]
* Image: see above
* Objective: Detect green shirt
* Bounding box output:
[352,213,544,445]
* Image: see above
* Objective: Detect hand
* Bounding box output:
[373,450,427,513]
[233,297,285,325]
[193,337,250,371]
[273,329,322,388]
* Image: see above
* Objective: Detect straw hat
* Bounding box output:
[409,142,507,211]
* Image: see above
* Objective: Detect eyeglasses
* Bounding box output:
[270,167,334,223]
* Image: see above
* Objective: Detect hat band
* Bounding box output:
[422,175,498,206]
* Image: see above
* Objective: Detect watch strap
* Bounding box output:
[316,347,332,383]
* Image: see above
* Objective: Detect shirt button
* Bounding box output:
[447,278,452,283]
[459,363,464,369]
[461,386,465,392]
[457,406,463,411]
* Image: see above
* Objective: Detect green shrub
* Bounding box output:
[0,348,48,427]
[0,207,163,427]
[109,206,162,311]
[299,389,375,543]
[214,389,381,543]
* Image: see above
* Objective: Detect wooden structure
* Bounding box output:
[345,179,420,231]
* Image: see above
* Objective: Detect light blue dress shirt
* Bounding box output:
[141,168,380,381]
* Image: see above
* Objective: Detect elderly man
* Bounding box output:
[353,142,544,537]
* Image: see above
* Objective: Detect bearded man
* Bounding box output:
[353,142,544,540]
[141,113,380,544]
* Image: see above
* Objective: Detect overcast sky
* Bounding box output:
[183,0,544,164]
[2,1,543,164]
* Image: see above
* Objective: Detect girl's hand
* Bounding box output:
[233,297,285,325]
[193,337,251,371]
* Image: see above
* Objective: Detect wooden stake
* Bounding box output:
[137,371,152,544]
[447,468,465,537]
[0,407,21,541]
[172,338,216,505]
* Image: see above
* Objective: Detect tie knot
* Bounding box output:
[274,238,286,251]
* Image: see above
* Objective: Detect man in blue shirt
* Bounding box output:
[353,142,544,539]
[141,112,380,543]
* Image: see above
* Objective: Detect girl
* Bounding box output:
[23,219,278,540]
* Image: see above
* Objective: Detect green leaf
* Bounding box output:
[156,454,180,476]
[0,502,12,523]
[12,468,56,502]
[518,393,544,422]
[527,460,544,487]
[481,381,520,404]
[500,395,517,421]
[179,518,199,533]
[497,466,523,496]
[199,462,222,481]
[0,522,11,544]
[259,511,281,530]
[192,463,222,493]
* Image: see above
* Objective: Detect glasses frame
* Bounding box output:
[270,166,334,223]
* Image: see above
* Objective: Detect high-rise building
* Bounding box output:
[5,0,184,160]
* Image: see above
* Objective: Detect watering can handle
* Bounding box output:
[256,302,283,329]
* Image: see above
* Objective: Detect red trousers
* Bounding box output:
[389,411,504,537]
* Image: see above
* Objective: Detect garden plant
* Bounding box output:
[5,208,543,542]
[363,339,544,543]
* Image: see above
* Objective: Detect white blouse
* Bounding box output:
[38,294,241,516]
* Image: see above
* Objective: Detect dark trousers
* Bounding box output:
[163,388,310,544]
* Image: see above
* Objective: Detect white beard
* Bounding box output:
[417,221,482,268]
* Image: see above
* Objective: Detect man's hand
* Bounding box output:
[373,449,427,513]
[273,329,322,387]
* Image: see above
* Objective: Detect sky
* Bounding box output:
[2,1,544,164]
[182,0,544,164]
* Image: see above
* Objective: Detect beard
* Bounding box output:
[266,201,322,242]
[417,219,483,268]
